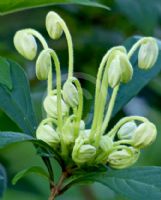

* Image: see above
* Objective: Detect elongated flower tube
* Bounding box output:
[36,49,52,80]
[14,30,37,60]
[138,38,159,70]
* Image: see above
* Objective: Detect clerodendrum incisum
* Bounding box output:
[14,11,159,170]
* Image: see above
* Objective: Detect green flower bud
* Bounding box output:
[14,30,37,60]
[62,121,75,145]
[119,52,133,83]
[43,95,68,118]
[107,47,133,88]
[36,123,60,146]
[108,147,140,169]
[73,144,96,165]
[36,50,51,80]
[117,121,137,140]
[95,135,113,164]
[62,80,79,108]
[80,120,85,130]
[100,135,113,152]
[132,122,157,148]
[46,11,63,40]
[138,38,159,70]
[108,56,122,88]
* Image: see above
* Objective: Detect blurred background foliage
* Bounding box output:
[0,0,161,199]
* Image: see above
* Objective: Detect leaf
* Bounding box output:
[0,57,37,135]
[12,166,49,185]
[112,36,161,116]
[0,0,110,15]
[63,167,161,200]
[0,131,34,148]
[116,0,159,34]
[0,165,6,198]
[0,131,62,166]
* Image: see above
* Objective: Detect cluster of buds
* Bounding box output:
[14,11,159,169]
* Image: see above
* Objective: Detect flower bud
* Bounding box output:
[72,143,96,165]
[132,122,157,148]
[80,120,85,130]
[95,135,113,164]
[108,147,140,169]
[119,53,133,83]
[138,38,159,70]
[14,30,37,60]
[108,56,122,88]
[62,121,75,145]
[36,124,60,146]
[100,135,113,152]
[46,11,63,40]
[62,80,79,108]
[107,47,133,88]
[36,50,51,80]
[43,95,68,118]
[117,121,137,140]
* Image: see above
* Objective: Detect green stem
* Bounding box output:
[47,49,62,130]
[58,18,74,79]
[25,28,48,49]
[47,66,53,95]
[46,49,67,158]
[25,29,53,95]
[127,37,148,59]
[70,77,83,137]
[108,116,149,139]
[113,139,133,146]
[101,84,120,134]
[40,118,58,126]
[90,51,110,140]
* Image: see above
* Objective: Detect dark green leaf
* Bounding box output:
[0,57,37,135]
[12,166,49,185]
[0,59,12,90]
[116,0,159,34]
[0,0,110,15]
[0,131,62,166]
[63,167,161,200]
[0,132,34,148]
[0,165,6,198]
[113,36,161,116]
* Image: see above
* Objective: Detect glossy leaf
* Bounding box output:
[0,57,37,135]
[116,0,159,34]
[63,167,161,200]
[0,0,110,15]
[0,131,62,165]
[0,165,6,198]
[12,166,49,185]
[112,36,161,116]
[0,132,34,149]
